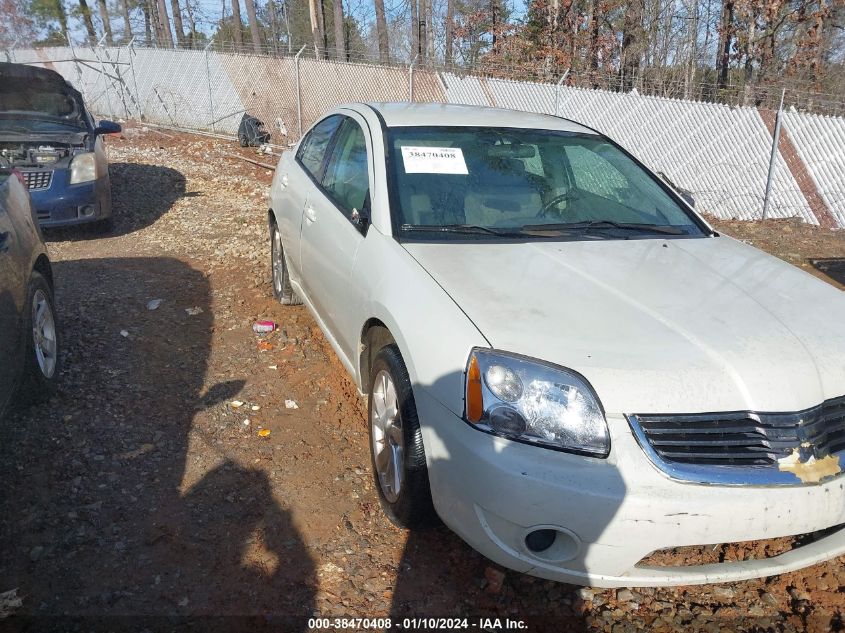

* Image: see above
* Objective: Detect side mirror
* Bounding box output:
[680,191,696,208]
[350,191,371,234]
[94,120,122,135]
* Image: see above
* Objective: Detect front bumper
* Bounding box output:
[26,169,110,227]
[415,390,845,587]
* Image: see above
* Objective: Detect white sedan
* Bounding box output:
[268,103,845,587]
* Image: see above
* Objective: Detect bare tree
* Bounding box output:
[156,0,175,46]
[308,0,325,56]
[231,0,244,48]
[333,0,345,59]
[716,0,734,90]
[121,0,133,40]
[445,0,455,66]
[184,0,198,45]
[375,0,389,62]
[170,0,186,46]
[96,0,113,43]
[78,0,98,42]
[621,0,645,90]
[245,0,262,52]
[411,0,419,59]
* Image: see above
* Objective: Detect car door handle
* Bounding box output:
[304,206,317,223]
[0,231,10,253]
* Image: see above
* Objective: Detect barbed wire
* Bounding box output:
[11,36,845,116]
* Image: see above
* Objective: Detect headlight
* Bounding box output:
[69,152,97,184]
[465,348,609,457]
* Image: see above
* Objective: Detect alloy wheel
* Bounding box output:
[32,289,57,379]
[371,369,404,502]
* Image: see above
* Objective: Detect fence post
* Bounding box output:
[95,34,115,118]
[204,39,216,133]
[762,88,786,220]
[295,44,306,138]
[409,55,418,102]
[554,70,569,117]
[127,37,142,120]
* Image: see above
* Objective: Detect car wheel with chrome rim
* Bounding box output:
[368,344,436,528]
[19,271,60,404]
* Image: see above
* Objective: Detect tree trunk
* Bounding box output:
[308,0,324,57]
[97,0,113,43]
[410,0,419,60]
[184,0,198,46]
[333,0,345,59]
[78,0,98,42]
[143,0,154,44]
[589,0,600,79]
[444,0,454,67]
[170,0,186,46]
[266,0,278,52]
[374,0,389,62]
[317,0,328,57]
[157,0,174,46]
[54,0,70,43]
[716,0,733,90]
[621,0,644,91]
[426,0,434,61]
[245,0,262,52]
[742,10,755,104]
[121,0,132,40]
[230,0,244,49]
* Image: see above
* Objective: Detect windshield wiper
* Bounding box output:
[524,220,686,236]
[400,223,527,238]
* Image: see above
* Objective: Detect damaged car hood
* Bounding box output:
[403,236,845,415]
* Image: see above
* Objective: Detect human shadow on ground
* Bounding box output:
[0,256,315,631]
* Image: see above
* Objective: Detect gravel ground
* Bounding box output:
[1,126,844,633]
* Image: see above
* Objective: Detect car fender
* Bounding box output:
[353,228,489,417]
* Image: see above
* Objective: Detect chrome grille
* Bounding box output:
[628,395,845,485]
[23,170,53,190]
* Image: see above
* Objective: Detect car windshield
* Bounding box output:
[0,82,86,133]
[388,126,706,241]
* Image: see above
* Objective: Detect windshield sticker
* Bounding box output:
[400,146,468,175]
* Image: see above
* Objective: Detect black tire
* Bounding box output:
[368,344,436,528]
[270,220,302,306]
[18,272,60,405]
[239,135,249,148]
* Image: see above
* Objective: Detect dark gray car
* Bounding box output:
[0,168,58,418]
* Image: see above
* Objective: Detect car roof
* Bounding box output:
[357,102,597,134]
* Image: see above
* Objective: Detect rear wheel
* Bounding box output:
[270,221,302,305]
[18,272,59,404]
[368,344,436,528]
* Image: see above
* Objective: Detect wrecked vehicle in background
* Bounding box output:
[0,62,121,233]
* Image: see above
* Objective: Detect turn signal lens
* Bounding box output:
[466,353,483,422]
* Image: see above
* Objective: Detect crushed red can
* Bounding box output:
[252,320,277,333]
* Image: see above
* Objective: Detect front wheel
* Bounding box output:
[18,272,60,404]
[270,221,302,305]
[368,344,436,528]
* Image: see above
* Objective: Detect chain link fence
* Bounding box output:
[4,42,844,228]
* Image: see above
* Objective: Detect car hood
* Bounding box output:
[403,236,845,415]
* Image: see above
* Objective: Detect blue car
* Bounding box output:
[0,62,121,232]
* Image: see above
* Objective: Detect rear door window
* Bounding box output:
[321,119,370,220]
[296,115,344,180]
